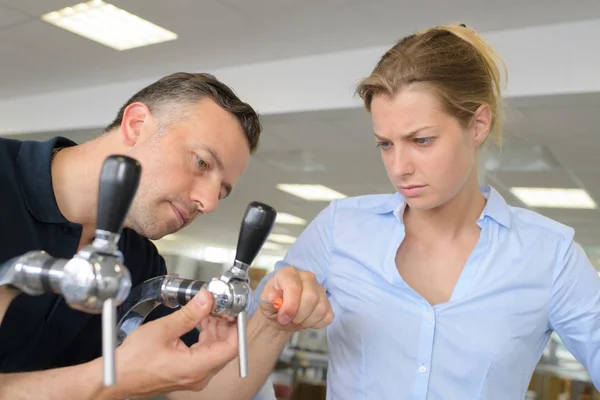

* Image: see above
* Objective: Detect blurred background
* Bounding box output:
[2,1,600,399]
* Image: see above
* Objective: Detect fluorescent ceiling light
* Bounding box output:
[277,184,347,201]
[41,0,178,51]
[261,242,282,250]
[276,212,307,225]
[268,234,297,244]
[510,187,597,209]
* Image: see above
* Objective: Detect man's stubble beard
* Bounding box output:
[126,179,170,240]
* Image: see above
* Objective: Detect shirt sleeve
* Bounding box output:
[248,200,336,317]
[549,238,600,387]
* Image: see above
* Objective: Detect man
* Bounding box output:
[0,72,333,399]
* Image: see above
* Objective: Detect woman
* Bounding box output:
[252,24,600,399]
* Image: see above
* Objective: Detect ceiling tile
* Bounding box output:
[522,105,600,139]
[111,0,249,37]
[566,171,600,202]
[533,209,600,225]
[492,169,578,189]
[0,0,75,16]
[0,4,31,29]
[358,0,600,35]
[218,0,384,49]
[266,119,366,150]
[1,0,600,100]
[542,138,600,173]
[253,130,301,153]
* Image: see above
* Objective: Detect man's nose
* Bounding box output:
[190,180,219,214]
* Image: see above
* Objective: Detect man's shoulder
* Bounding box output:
[0,137,23,180]
[119,229,168,285]
[0,136,76,171]
[0,136,23,148]
[0,137,23,166]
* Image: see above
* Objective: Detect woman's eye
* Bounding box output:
[414,137,434,146]
[376,141,392,150]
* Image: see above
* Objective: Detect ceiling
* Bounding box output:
[1,1,600,269]
[1,0,600,99]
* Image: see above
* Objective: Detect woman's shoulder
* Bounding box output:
[508,204,575,243]
[485,185,575,243]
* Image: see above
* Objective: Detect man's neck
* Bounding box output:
[403,177,486,243]
[51,137,110,247]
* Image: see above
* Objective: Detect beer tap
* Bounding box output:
[116,201,277,378]
[0,155,141,386]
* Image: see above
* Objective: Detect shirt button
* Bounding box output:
[425,311,433,319]
[419,365,427,373]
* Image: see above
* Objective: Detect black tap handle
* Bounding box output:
[97,155,142,234]
[235,202,277,266]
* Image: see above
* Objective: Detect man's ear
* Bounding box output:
[470,104,492,147]
[119,102,150,147]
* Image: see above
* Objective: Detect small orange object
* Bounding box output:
[259,297,284,309]
[272,297,283,310]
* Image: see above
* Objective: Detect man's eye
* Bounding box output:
[197,157,209,170]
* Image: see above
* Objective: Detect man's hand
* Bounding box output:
[106,289,238,399]
[166,267,333,400]
[258,266,333,332]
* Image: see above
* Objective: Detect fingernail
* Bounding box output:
[279,314,291,325]
[195,291,207,307]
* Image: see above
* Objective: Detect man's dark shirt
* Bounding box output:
[0,136,195,373]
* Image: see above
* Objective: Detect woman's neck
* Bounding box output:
[403,178,487,242]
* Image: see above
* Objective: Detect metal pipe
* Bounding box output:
[237,310,249,378]
[103,298,117,386]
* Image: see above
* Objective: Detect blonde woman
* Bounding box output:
[252,24,600,399]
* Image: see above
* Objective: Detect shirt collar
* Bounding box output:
[368,185,511,228]
[479,185,511,228]
[16,136,78,224]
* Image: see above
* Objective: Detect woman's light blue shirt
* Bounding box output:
[250,186,600,399]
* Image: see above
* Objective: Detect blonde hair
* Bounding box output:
[356,24,507,146]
